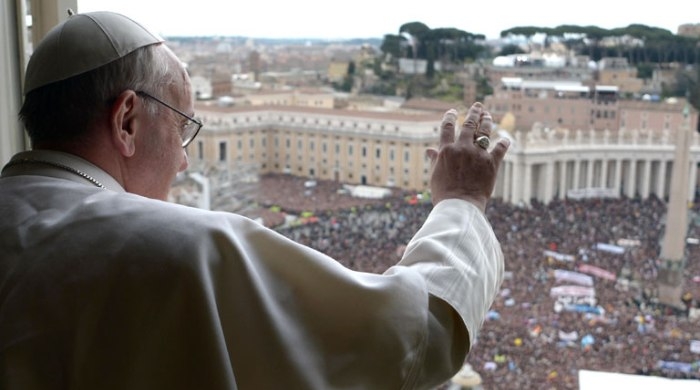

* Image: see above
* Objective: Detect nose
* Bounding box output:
[179,150,189,172]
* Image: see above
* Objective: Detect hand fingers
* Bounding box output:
[439,109,458,149]
[458,102,483,145]
[490,138,510,168]
[474,111,494,150]
[476,112,493,139]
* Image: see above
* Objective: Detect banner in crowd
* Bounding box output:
[543,250,575,262]
[656,360,694,374]
[555,302,604,315]
[349,185,392,199]
[558,330,579,342]
[556,295,597,307]
[616,238,641,247]
[690,308,700,321]
[593,242,625,254]
[567,187,618,199]
[550,285,596,298]
[554,269,594,286]
[691,340,700,354]
[577,264,617,281]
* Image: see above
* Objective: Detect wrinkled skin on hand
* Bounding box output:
[426,102,510,212]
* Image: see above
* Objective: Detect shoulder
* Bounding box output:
[99,191,250,226]
[79,191,267,253]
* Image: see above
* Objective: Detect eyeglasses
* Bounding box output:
[136,90,203,148]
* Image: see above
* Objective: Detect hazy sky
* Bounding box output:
[77,0,695,40]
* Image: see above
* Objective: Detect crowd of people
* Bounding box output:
[252,173,700,389]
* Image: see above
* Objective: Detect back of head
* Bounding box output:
[19,11,170,147]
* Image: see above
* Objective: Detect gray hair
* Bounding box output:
[19,43,179,146]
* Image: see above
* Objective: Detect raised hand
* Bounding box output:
[426,102,510,211]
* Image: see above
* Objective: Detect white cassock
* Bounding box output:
[0,150,503,390]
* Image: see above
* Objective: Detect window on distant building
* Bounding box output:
[219,141,227,162]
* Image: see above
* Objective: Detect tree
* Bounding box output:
[380,34,404,63]
[498,44,526,56]
[636,63,654,79]
[399,22,430,60]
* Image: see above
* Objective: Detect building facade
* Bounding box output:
[243,89,335,109]
[192,105,440,191]
[497,126,700,205]
[189,104,700,206]
[596,57,644,95]
[484,78,698,132]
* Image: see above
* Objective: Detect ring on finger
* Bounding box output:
[475,135,490,150]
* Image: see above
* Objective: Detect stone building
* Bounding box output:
[187,103,700,206]
[484,77,698,132]
[190,104,439,191]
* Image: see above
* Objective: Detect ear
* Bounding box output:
[109,90,140,157]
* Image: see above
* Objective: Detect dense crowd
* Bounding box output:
[250,173,700,389]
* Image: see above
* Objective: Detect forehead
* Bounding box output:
[163,63,193,107]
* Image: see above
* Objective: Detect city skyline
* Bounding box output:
[76,0,696,40]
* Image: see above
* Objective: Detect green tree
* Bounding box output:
[636,63,654,79]
[380,34,404,63]
[498,44,526,56]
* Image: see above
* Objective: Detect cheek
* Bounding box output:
[141,129,181,181]
[150,125,183,166]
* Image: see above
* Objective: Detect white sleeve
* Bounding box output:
[393,199,504,348]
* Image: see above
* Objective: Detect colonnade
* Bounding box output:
[494,127,700,205]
